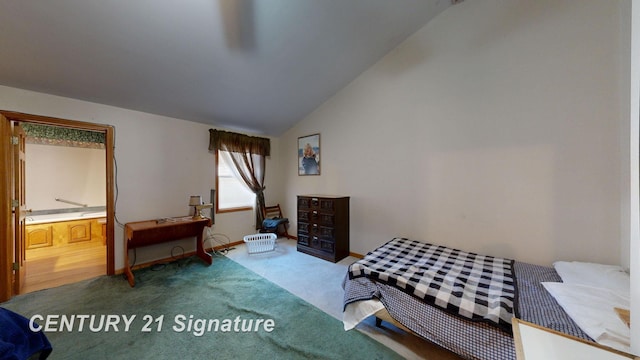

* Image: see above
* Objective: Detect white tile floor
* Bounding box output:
[224,238,461,360]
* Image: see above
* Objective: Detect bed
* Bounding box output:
[342,238,596,360]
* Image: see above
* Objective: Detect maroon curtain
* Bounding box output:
[209,129,270,229]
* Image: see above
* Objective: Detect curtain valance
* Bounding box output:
[208,129,270,156]
[23,123,105,149]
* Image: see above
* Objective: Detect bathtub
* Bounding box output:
[26,210,107,225]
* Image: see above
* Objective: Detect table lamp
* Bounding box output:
[189,195,202,217]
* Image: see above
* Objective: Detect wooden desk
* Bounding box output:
[124,216,212,287]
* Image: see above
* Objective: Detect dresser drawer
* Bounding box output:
[298,210,311,222]
[318,226,335,240]
[298,222,310,234]
[318,213,335,226]
[298,234,310,246]
[319,199,334,212]
[310,236,320,248]
[319,239,334,253]
[298,197,311,209]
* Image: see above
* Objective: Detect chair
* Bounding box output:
[261,204,290,239]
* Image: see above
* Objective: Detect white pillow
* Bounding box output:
[553,261,630,296]
[542,282,630,354]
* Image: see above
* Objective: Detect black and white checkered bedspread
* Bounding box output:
[348,238,517,332]
[343,259,591,360]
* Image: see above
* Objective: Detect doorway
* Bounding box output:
[22,122,107,293]
[0,111,115,301]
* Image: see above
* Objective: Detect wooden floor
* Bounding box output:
[22,242,106,294]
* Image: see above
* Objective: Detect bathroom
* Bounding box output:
[22,123,106,293]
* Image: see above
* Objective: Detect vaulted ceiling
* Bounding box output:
[0,0,453,135]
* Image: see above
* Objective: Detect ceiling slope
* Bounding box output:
[0,0,452,135]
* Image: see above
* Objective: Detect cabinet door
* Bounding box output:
[26,225,53,249]
[67,220,92,243]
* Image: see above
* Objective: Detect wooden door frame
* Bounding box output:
[0,111,115,302]
[0,116,13,301]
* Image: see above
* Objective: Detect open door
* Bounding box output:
[0,115,13,302]
[0,111,115,302]
[12,122,26,295]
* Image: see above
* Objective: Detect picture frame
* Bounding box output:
[298,133,320,176]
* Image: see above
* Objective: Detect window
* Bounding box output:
[216,150,254,212]
[209,129,269,226]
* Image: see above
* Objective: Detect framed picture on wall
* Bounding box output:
[298,133,320,176]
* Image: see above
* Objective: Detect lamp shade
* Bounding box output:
[189,195,202,206]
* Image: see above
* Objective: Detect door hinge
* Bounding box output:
[12,262,19,271]
[10,136,19,145]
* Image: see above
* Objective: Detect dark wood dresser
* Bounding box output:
[297,195,349,262]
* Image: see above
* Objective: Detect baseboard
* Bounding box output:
[115,240,244,275]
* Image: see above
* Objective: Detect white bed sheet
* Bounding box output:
[343,299,385,331]
[542,282,630,354]
[553,261,630,296]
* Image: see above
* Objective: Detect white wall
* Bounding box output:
[26,144,106,210]
[0,85,282,271]
[281,0,625,267]
[627,0,639,354]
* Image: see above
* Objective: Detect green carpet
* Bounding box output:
[2,255,401,360]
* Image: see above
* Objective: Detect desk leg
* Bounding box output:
[196,231,212,265]
[124,243,135,287]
